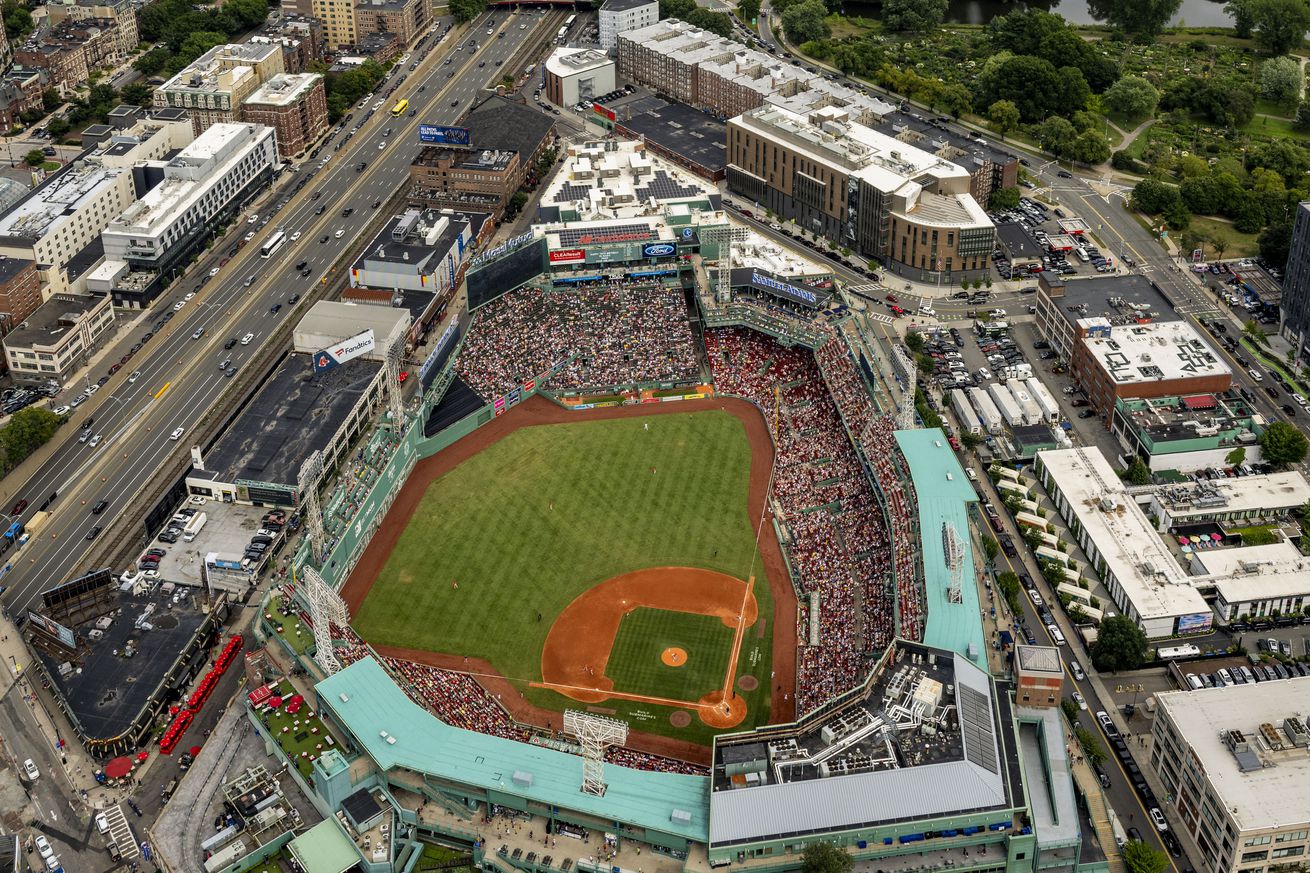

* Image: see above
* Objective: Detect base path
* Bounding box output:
[341,394,798,761]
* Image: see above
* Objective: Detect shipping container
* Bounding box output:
[988,383,1025,427]
[1025,377,1061,424]
[968,387,1004,434]
[948,389,983,435]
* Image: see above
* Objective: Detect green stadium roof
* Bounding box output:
[893,429,987,663]
[289,819,360,873]
[316,657,710,842]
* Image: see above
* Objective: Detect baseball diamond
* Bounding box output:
[343,396,797,751]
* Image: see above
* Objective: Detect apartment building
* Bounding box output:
[46,0,139,61]
[1279,201,1310,361]
[311,0,356,49]
[14,39,88,93]
[543,48,615,108]
[251,14,325,74]
[154,42,286,136]
[0,68,45,129]
[727,104,995,280]
[0,256,43,337]
[355,0,429,47]
[100,123,278,304]
[598,0,657,52]
[3,292,114,387]
[241,73,327,158]
[1151,680,1310,873]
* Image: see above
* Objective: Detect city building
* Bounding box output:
[0,156,137,297]
[1281,201,1310,361]
[727,104,995,280]
[1190,542,1310,625]
[99,122,278,306]
[598,0,657,52]
[0,68,45,130]
[0,19,10,71]
[240,73,327,159]
[355,0,429,48]
[1111,393,1263,473]
[356,31,400,63]
[311,0,357,49]
[3,292,114,386]
[1151,679,1310,873]
[154,42,286,136]
[0,256,43,345]
[14,38,88,94]
[251,14,325,74]
[1014,644,1064,708]
[409,96,555,220]
[1072,320,1232,416]
[543,47,615,108]
[349,207,476,297]
[45,0,138,61]
[1034,273,1173,361]
[613,102,726,181]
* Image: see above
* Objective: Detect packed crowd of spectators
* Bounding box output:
[705,327,914,714]
[458,280,701,400]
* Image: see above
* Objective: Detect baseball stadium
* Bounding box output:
[247,147,1101,873]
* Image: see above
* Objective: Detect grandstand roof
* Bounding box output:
[315,657,710,842]
[894,429,986,662]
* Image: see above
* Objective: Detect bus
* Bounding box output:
[556,25,568,43]
[261,230,286,259]
[1157,643,1201,661]
[391,98,409,117]
[564,13,576,27]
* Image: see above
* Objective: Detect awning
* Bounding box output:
[1182,394,1216,410]
[103,756,133,779]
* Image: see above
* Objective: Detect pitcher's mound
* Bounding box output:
[661,647,688,667]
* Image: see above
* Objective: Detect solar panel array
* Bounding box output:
[556,223,655,246]
[554,182,592,203]
[636,170,702,202]
[958,684,998,773]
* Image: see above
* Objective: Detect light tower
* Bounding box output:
[302,565,350,676]
[383,322,407,424]
[297,450,326,564]
[700,225,750,303]
[563,710,628,796]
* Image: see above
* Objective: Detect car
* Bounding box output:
[1150,808,1169,832]
[1057,170,1073,178]
[885,293,899,303]
[88,433,102,447]
[289,231,302,242]
[335,229,345,239]
[35,835,53,862]
[1078,408,1096,418]
[86,525,103,540]
[208,266,221,278]
[1070,661,1085,681]
[95,812,110,834]
[1071,398,1089,407]
[241,333,254,345]
[128,370,140,383]
[172,300,185,312]
[8,499,24,516]
[225,366,238,378]
[85,384,100,396]
[224,338,238,350]
[270,303,282,314]
[288,294,300,305]
[1072,691,1087,710]
[218,358,232,369]
[170,427,184,441]
[23,758,39,781]
[320,235,330,243]
[52,405,69,416]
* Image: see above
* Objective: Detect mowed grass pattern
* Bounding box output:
[353,410,773,742]
[607,607,736,702]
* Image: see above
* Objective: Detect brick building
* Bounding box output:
[251,15,325,73]
[241,73,327,158]
[356,31,400,63]
[0,256,43,337]
[355,0,428,47]
[154,42,285,136]
[46,0,138,63]
[0,68,46,129]
[14,40,87,94]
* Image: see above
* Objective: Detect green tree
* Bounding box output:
[1226,447,1247,467]
[737,0,760,19]
[46,117,70,138]
[22,149,42,167]
[881,0,948,31]
[1260,55,1304,105]
[904,331,926,353]
[1091,0,1183,38]
[449,0,488,23]
[781,0,829,44]
[996,571,1022,614]
[133,46,172,78]
[1122,455,1151,486]
[1296,101,1310,131]
[936,83,973,118]
[982,536,1000,565]
[1260,420,1310,468]
[0,407,63,471]
[1123,840,1169,873]
[801,843,852,873]
[1131,178,1182,214]
[2,0,32,40]
[1036,115,1079,157]
[1103,75,1160,119]
[1259,218,1294,268]
[1090,615,1149,672]
[1072,129,1111,165]
[1075,726,1106,766]
[961,431,984,450]
[988,186,1021,211]
[120,83,153,106]
[987,99,1021,138]
[1227,0,1257,36]
[1251,0,1310,55]
[976,56,1089,123]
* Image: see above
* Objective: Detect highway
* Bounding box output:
[0,8,564,612]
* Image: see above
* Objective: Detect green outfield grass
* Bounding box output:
[352,410,775,744]
[607,608,736,701]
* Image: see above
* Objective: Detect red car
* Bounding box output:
[885,293,899,303]
[890,305,905,316]
[947,436,961,450]
[11,499,27,516]
[108,364,120,375]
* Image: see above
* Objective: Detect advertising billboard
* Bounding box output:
[313,329,376,374]
[549,248,586,264]
[1176,613,1213,634]
[592,103,616,122]
[28,611,75,648]
[418,125,471,146]
[730,268,831,309]
[642,242,676,258]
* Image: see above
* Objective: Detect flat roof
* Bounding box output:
[1117,392,1257,446]
[1018,707,1078,847]
[1082,321,1230,386]
[709,645,1012,846]
[193,354,380,489]
[1037,448,1209,622]
[150,501,270,589]
[894,429,986,661]
[1156,679,1310,832]
[995,223,1040,260]
[617,102,727,173]
[1156,471,1310,520]
[245,73,322,107]
[294,301,410,352]
[0,159,126,242]
[545,47,613,77]
[541,138,720,220]
[1192,542,1310,604]
[37,588,209,742]
[602,0,656,11]
[316,657,710,842]
[1015,645,1062,674]
[5,294,103,348]
[1044,274,1173,327]
[289,820,359,873]
[354,210,467,272]
[0,254,32,284]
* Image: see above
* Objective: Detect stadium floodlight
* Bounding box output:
[302,564,350,676]
[564,710,628,796]
[298,451,327,564]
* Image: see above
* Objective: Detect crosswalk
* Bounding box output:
[100,803,139,860]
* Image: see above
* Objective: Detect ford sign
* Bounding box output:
[643,242,676,258]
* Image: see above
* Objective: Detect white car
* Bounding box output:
[243,230,256,242]
[1070,661,1085,681]
[247,214,259,225]
[1072,691,1087,710]
[169,427,184,441]
[241,333,254,345]
[95,812,110,834]
[85,384,99,395]
[128,370,140,383]
[208,267,220,277]
[22,758,39,780]
[184,292,195,301]
[172,301,185,312]
[35,835,54,862]
[289,231,302,242]
[52,405,69,416]
[1295,393,1308,406]
[335,229,345,238]
[1150,807,1169,832]
[378,141,386,150]
[989,308,1007,318]
[88,433,102,447]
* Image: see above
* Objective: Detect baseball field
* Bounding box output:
[350,405,779,747]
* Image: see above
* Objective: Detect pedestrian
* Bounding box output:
[452,579,459,590]
[537,611,542,622]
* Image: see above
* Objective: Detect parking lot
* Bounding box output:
[991,197,1122,283]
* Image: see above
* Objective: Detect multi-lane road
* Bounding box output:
[0,8,563,612]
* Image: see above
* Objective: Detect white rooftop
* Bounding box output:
[1037,448,1209,623]
[544,47,613,78]
[1157,680,1310,832]
[245,72,322,107]
[1157,470,1310,520]
[1193,541,1310,605]
[733,234,827,279]
[1082,320,1231,385]
[539,139,720,222]
[0,160,126,241]
[159,42,281,96]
